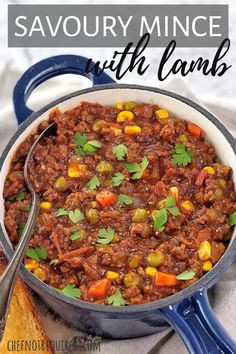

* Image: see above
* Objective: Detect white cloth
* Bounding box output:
[0,62,236,354]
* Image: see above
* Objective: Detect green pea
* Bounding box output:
[86,209,99,224]
[147,251,164,267]
[96,161,113,175]
[123,272,140,287]
[132,208,149,222]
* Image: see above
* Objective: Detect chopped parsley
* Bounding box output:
[56,208,69,217]
[125,156,149,180]
[176,270,196,281]
[74,132,101,156]
[87,176,100,190]
[153,209,167,233]
[69,230,83,241]
[112,172,125,187]
[54,284,81,299]
[56,208,84,223]
[107,288,126,306]
[118,194,133,207]
[97,227,115,245]
[153,197,180,232]
[25,203,32,212]
[49,259,59,266]
[229,211,236,226]
[171,144,194,167]
[112,144,128,161]
[7,190,25,202]
[18,222,26,236]
[68,209,84,224]
[25,247,48,262]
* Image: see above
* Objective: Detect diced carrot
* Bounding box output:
[96,190,117,208]
[195,169,208,186]
[87,279,110,298]
[59,247,94,262]
[154,271,178,286]
[187,122,202,138]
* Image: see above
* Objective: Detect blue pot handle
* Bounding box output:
[160,288,236,354]
[13,55,115,125]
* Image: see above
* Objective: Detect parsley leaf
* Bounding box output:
[118,194,133,207]
[7,190,25,202]
[97,227,115,245]
[165,196,180,216]
[55,284,82,299]
[87,176,100,190]
[18,222,26,236]
[75,147,86,156]
[69,231,83,241]
[74,132,101,156]
[229,211,236,226]
[107,288,126,306]
[112,172,125,187]
[176,270,196,280]
[125,156,149,180]
[56,208,69,217]
[25,203,32,212]
[49,259,59,265]
[35,247,48,260]
[153,209,168,232]
[171,144,194,167]
[112,144,128,161]
[74,132,87,147]
[153,197,180,232]
[69,209,84,224]
[25,247,48,262]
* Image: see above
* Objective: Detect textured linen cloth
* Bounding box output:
[0,61,236,354]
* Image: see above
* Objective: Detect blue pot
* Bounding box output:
[0,55,236,354]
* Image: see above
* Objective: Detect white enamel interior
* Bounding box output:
[0,88,236,247]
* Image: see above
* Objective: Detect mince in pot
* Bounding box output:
[3,101,236,305]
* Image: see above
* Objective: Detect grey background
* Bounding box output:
[8,4,228,47]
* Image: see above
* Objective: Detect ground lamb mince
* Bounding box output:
[3,101,236,306]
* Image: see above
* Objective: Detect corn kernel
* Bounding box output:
[169,186,179,203]
[34,268,47,281]
[115,102,124,110]
[91,201,98,208]
[179,134,187,143]
[110,127,122,136]
[203,166,215,175]
[25,259,38,270]
[117,111,134,122]
[219,179,227,188]
[68,163,88,178]
[93,120,106,132]
[124,125,141,135]
[124,101,137,111]
[157,199,166,209]
[145,266,157,277]
[106,271,119,280]
[155,109,169,119]
[40,202,52,211]
[181,200,195,212]
[54,176,66,190]
[198,240,211,261]
[202,260,213,272]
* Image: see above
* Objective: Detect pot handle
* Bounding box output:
[160,288,236,354]
[13,55,115,125]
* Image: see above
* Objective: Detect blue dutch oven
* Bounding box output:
[0,55,236,354]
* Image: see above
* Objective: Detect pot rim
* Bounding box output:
[1,83,236,314]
